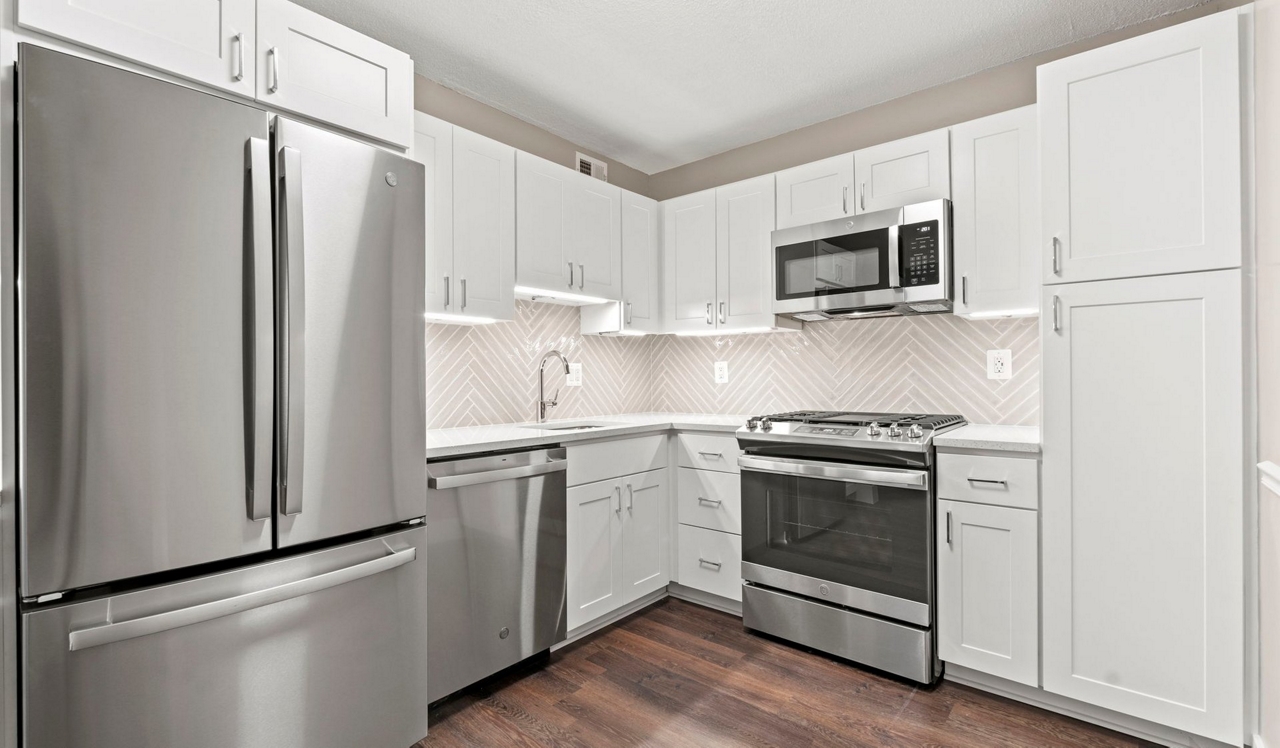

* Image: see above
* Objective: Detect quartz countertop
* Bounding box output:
[933,424,1040,454]
[425,413,748,460]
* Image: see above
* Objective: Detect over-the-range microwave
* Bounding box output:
[772,199,952,321]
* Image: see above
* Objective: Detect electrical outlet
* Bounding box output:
[714,361,729,384]
[987,349,1012,380]
[566,362,583,387]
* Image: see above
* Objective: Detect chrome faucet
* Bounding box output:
[537,349,571,423]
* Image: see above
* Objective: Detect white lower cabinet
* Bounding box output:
[676,524,742,602]
[566,468,669,631]
[937,499,1038,687]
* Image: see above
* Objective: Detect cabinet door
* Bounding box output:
[452,129,515,320]
[515,152,573,293]
[774,153,854,229]
[566,479,623,631]
[571,177,623,301]
[621,470,669,603]
[18,0,256,97]
[716,175,776,329]
[853,129,950,214]
[414,113,454,317]
[1041,270,1242,742]
[621,191,662,332]
[257,0,414,148]
[951,106,1040,317]
[1039,10,1241,284]
[937,500,1039,687]
[663,190,718,332]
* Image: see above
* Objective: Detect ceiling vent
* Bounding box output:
[576,152,608,182]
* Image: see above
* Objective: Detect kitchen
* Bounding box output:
[0,1,1275,747]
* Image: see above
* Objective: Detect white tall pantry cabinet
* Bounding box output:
[1037,9,1246,744]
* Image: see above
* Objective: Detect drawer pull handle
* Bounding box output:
[966,478,1008,487]
[698,451,723,458]
[697,496,722,507]
[698,558,722,571]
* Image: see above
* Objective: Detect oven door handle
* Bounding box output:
[737,455,928,491]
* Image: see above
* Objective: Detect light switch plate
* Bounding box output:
[987,349,1012,380]
[714,361,729,384]
[567,362,583,387]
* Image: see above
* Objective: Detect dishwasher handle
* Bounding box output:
[428,457,567,489]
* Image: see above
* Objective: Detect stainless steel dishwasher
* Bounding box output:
[426,447,568,702]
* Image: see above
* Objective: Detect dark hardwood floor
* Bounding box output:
[418,598,1155,747]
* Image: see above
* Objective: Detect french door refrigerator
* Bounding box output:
[16,45,427,748]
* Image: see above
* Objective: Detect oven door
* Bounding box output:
[739,454,932,627]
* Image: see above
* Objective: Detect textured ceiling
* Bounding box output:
[293,0,1208,174]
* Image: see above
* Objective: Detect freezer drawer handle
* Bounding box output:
[427,457,566,490]
[67,547,417,651]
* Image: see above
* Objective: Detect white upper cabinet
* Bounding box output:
[451,128,515,321]
[414,113,454,317]
[853,128,951,214]
[950,106,1040,317]
[1039,10,1241,284]
[663,189,718,332]
[620,192,662,333]
[257,0,414,148]
[1041,269,1242,743]
[716,175,777,329]
[18,0,257,97]
[774,153,855,229]
[515,152,621,302]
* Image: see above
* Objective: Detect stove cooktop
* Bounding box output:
[737,410,966,451]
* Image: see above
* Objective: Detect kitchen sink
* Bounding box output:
[522,421,614,432]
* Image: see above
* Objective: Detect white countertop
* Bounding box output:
[425,413,747,459]
[933,424,1040,454]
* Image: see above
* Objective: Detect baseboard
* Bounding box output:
[667,582,742,617]
[553,588,668,650]
[945,664,1239,748]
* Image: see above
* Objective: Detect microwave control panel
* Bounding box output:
[900,220,940,287]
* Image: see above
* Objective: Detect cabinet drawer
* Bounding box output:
[677,525,742,602]
[567,434,666,487]
[937,452,1038,510]
[677,468,741,534]
[678,434,742,473]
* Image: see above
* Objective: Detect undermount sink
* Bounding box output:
[522,421,614,432]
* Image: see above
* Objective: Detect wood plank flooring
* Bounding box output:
[417,598,1155,747]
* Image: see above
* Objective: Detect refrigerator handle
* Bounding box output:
[245,138,273,522]
[277,145,306,517]
[68,546,417,651]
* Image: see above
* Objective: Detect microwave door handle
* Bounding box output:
[887,223,902,290]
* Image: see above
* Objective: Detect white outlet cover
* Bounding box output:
[567,362,583,387]
[986,349,1012,381]
[714,361,729,384]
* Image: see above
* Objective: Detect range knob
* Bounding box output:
[908,424,924,439]
[759,417,773,432]
[746,417,760,431]
[867,422,882,436]
[888,422,903,438]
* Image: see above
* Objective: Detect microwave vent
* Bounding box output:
[576,152,608,182]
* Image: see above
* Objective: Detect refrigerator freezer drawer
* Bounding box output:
[22,527,428,748]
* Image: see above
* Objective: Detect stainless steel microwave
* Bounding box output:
[771,199,952,321]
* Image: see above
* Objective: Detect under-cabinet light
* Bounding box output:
[514,286,611,305]
[423,313,499,325]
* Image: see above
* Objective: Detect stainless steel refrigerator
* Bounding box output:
[16,45,427,748]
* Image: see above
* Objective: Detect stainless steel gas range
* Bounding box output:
[735,410,966,684]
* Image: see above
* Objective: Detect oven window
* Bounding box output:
[741,468,929,605]
[775,228,891,300]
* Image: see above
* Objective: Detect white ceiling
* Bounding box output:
[293,0,1208,174]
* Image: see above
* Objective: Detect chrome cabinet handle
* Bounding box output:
[1052,295,1061,333]
[1051,236,1061,275]
[625,301,633,325]
[718,301,726,324]
[268,46,280,94]
[698,558,722,571]
[578,263,585,290]
[232,33,245,82]
[68,547,416,651]
[946,511,952,546]
[567,261,574,288]
[277,145,306,517]
[698,451,723,458]
[443,276,450,309]
[460,278,467,311]
[842,185,848,214]
[860,183,866,211]
[245,138,273,522]
[697,496,722,507]
[961,275,968,306]
[627,483,633,511]
[705,301,713,325]
[615,484,622,514]
[967,477,1008,487]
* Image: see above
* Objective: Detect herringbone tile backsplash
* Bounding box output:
[425,301,1039,429]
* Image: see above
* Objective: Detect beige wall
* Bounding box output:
[414,75,650,195]
[646,0,1251,200]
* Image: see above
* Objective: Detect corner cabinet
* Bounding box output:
[17,0,258,98]
[950,106,1040,317]
[1040,269,1243,743]
[413,114,516,322]
[581,190,662,334]
[1039,10,1241,284]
